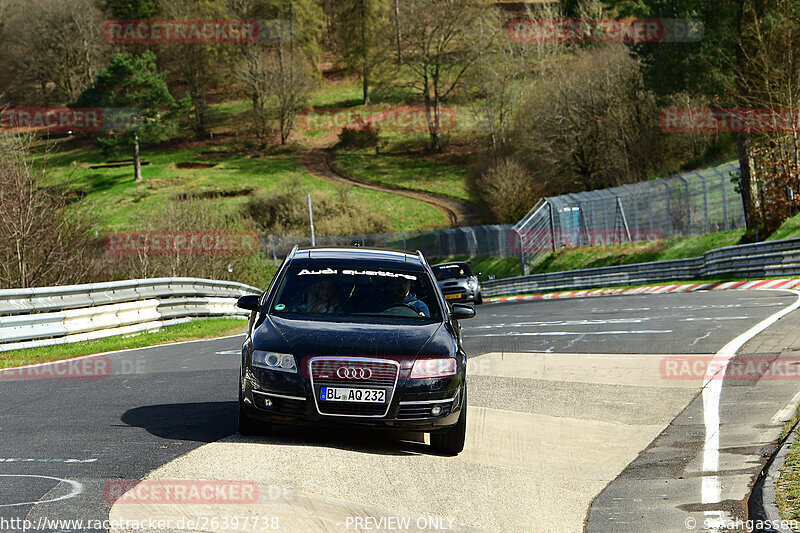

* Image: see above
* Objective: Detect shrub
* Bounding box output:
[337,117,380,149]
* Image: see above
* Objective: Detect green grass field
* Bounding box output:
[330,150,473,201]
[39,141,446,232]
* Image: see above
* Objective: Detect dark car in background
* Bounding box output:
[235,247,476,455]
[432,262,483,305]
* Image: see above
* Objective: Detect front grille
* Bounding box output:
[309,357,399,417]
[309,359,398,388]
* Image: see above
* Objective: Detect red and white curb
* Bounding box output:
[487,278,800,304]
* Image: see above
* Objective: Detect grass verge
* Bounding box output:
[530,230,746,274]
[0,317,247,368]
[776,428,800,525]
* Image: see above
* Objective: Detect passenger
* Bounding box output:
[389,277,429,317]
[301,278,339,314]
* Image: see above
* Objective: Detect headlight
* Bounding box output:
[410,358,457,378]
[466,280,477,290]
[251,351,297,373]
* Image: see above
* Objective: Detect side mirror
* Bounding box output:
[451,303,476,320]
[477,272,482,278]
[236,294,261,312]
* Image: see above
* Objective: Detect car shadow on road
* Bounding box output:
[121,401,238,443]
[122,401,431,456]
[231,425,431,457]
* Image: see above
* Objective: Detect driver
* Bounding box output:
[389,277,429,317]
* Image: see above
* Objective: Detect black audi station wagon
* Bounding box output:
[235,247,475,455]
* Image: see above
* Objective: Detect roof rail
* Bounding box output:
[416,249,427,267]
[288,244,299,260]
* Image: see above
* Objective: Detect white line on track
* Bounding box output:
[475,330,673,337]
[0,474,83,508]
[700,289,800,528]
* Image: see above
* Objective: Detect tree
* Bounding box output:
[330,0,391,104]
[238,44,317,144]
[158,0,232,138]
[103,0,160,18]
[510,46,664,194]
[395,0,492,152]
[469,2,561,151]
[0,133,96,289]
[73,52,189,182]
[234,0,319,145]
[2,0,109,103]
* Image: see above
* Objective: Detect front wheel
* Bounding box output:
[238,379,270,436]
[474,292,483,305]
[430,388,467,455]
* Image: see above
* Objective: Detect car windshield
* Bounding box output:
[270,264,442,322]
[433,263,473,280]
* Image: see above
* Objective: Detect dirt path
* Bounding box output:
[297,135,480,227]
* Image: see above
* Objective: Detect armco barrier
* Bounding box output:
[482,238,800,297]
[0,278,261,352]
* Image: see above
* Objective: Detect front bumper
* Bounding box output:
[242,366,464,432]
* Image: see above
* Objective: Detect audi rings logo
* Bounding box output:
[337,366,372,380]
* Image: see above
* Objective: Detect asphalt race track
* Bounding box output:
[2,289,799,532]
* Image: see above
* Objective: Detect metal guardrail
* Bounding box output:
[0,278,261,352]
[482,238,800,297]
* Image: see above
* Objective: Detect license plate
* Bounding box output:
[445,294,462,300]
[320,387,385,403]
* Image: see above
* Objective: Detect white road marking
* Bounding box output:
[0,474,83,507]
[215,350,241,355]
[475,330,673,337]
[700,290,800,526]
[771,389,800,425]
[0,458,96,463]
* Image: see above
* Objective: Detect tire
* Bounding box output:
[474,292,483,305]
[238,379,270,436]
[430,388,467,456]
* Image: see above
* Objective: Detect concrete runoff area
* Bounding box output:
[109,350,703,532]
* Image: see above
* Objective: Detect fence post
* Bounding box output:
[269,236,278,265]
[675,174,690,234]
[712,167,728,229]
[513,229,526,276]
[547,199,556,252]
[402,232,407,251]
[656,178,672,237]
[622,184,639,238]
[693,171,710,234]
